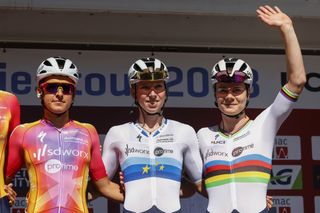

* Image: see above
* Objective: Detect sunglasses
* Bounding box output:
[214,71,247,83]
[133,70,168,81]
[40,83,75,95]
[215,86,246,96]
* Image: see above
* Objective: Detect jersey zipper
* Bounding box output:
[150,135,157,206]
[58,129,63,213]
[228,137,238,210]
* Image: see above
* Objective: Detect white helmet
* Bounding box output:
[128,57,169,85]
[36,56,80,85]
[211,58,253,88]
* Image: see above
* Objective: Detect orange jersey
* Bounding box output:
[0,91,20,198]
[6,119,106,213]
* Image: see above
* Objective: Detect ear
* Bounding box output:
[36,88,43,99]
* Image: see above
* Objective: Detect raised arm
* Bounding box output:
[257,5,306,94]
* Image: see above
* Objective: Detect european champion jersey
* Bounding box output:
[197,86,299,213]
[0,91,20,198]
[102,118,203,213]
[6,119,106,213]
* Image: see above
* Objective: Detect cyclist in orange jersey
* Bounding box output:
[0,90,20,212]
[5,56,124,213]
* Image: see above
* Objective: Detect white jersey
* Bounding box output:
[102,118,203,212]
[197,86,299,213]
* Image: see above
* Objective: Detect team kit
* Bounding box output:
[0,5,309,213]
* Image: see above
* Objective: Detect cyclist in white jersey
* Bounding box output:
[197,6,306,213]
[102,57,203,213]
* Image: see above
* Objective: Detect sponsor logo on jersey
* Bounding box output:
[210,140,226,144]
[269,165,302,189]
[125,144,149,156]
[63,129,89,137]
[37,131,47,143]
[211,134,226,144]
[204,148,228,160]
[33,146,89,161]
[63,136,88,145]
[233,131,250,142]
[231,143,254,157]
[153,147,174,156]
[156,134,174,143]
[45,159,79,173]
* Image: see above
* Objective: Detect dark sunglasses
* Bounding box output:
[40,83,75,95]
[215,71,247,83]
[133,70,168,81]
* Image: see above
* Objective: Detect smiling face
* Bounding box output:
[39,75,75,116]
[215,82,249,116]
[132,80,167,115]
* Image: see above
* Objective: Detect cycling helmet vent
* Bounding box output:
[36,56,79,85]
[128,57,169,85]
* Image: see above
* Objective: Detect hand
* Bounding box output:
[266,195,273,209]
[4,183,17,207]
[119,171,125,194]
[256,5,292,29]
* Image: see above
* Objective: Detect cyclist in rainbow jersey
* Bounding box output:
[197,6,306,213]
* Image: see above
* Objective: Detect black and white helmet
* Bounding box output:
[211,58,253,88]
[128,57,169,85]
[36,56,80,85]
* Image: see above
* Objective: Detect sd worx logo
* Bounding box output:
[33,131,89,161]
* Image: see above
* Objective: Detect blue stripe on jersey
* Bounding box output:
[122,157,182,170]
[153,130,160,137]
[123,164,182,182]
[204,154,272,169]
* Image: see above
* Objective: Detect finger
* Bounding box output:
[274,6,282,13]
[5,185,17,197]
[258,6,273,16]
[265,5,277,14]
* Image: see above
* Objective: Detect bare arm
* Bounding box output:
[180,176,196,198]
[93,177,124,203]
[180,177,207,198]
[257,5,306,94]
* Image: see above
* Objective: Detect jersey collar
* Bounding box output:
[133,118,168,138]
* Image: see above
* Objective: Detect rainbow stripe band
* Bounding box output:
[204,154,271,188]
[280,86,299,102]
